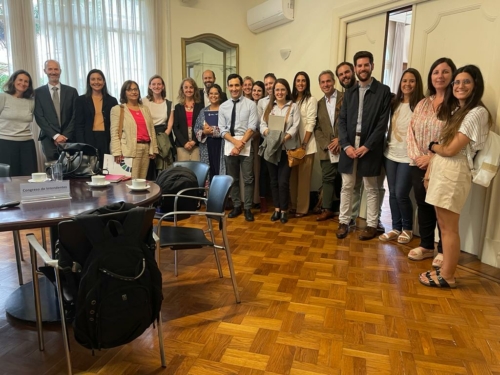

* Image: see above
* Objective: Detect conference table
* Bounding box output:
[0,177,161,322]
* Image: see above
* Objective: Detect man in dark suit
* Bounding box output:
[199,70,227,106]
[314,70,344,222]
[34,60,79,161]
[336,51,391,241]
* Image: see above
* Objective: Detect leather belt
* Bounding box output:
[137,141,150,144]
[355,132,362,136]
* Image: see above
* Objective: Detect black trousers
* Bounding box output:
[266,150,292,211]
[0,139,38,176]
[411,166,442,253]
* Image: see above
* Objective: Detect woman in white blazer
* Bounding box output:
[289,71,318,217]
[110,80,158,179]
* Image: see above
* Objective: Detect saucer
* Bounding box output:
[126,184,150,191]
[86,181,111,187]
[28,178,50,183]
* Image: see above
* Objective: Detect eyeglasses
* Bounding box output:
[126,88,139,92]
[451,79,472,87]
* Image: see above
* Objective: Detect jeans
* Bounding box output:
[411,166,442,253]
[385,158,413,231]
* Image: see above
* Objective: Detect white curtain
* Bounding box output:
[383,21,406,93]
[33,0,156,97]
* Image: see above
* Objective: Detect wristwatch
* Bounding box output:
[428,141,439,153]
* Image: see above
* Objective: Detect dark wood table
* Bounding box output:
[0,177,161,322]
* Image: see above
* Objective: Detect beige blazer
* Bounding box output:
[110,104,158,157]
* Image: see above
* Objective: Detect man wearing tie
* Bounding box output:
[34,60,78,161]
[218,74,258,222]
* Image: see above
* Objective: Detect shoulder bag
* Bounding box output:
[284,105,306,167]
[57,143,100,178]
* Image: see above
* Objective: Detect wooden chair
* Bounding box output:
[156,175,240,303]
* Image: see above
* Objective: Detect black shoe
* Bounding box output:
[228,206,242,218]
[280,211,288,224]
[377,220,385,232]
[270,211,280,221]
[244,209,254,222]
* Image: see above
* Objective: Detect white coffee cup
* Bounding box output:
[32,172,47,182]
[132,178,147,189]
[91,175,106,185]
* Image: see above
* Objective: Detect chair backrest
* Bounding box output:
[0,163,11,178]
[172,161,209,188]
[58,208,156,268]
[206,175,233,222]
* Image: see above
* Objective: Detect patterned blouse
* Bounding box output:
[406,96,444,166]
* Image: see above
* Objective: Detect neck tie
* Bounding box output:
[52,87,61,126]
[230,99,238,136]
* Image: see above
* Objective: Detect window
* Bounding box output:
[32,0,155,96]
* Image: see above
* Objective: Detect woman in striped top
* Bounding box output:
[420,65,491,288]
[406,57,456,267]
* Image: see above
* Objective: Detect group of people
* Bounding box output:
[0,52,491,289]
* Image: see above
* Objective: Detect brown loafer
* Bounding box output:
[336,223,349,239]
[316,209,334,221]
[359,226,378,241]
[295,213,306,218]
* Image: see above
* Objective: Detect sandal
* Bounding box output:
[432,253,444,269]
[397,230,413,244]
[419,269,456,289]
[408,246,434,261]
[378,229,401,242]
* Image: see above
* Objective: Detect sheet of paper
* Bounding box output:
[224,136,251,157]
[328,150,340,163]
[268,115,285,132]
[102,154,133,176]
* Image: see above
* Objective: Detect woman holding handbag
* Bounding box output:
[74,69,118,165]
[260,78,300,223]
[289,71,317,218]
[110,80,158,179]
[172,78,203,161]
[420,65,491,288]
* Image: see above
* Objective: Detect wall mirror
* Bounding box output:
[182,34,239,92]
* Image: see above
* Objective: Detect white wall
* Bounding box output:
[167,0,261,97]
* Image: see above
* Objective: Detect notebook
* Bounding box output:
[205,110,218,126]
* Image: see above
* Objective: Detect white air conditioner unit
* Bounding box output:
[247,0,294,34]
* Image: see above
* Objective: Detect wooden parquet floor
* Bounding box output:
[1,212,500,375]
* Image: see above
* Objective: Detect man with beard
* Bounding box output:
[335,61,387,232]
[34,59,78,161]
[257,73,276,120]
[336,51,391,240]
[199,70,227,106]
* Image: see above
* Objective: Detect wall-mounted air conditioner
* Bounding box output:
[247,0,294,34]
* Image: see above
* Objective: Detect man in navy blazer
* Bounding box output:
[34,60,79,161]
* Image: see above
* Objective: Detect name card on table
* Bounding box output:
[20,181,71,203]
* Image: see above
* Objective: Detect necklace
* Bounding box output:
[184,104,194,111]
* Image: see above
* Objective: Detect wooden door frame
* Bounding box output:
[331,0,430,69]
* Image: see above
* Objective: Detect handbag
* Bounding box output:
[466,130,500,187]
[57,143,100,178]
[283,105,306,167]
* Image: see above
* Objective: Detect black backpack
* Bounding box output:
[155,166,199,213]
[58,204,163,350]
